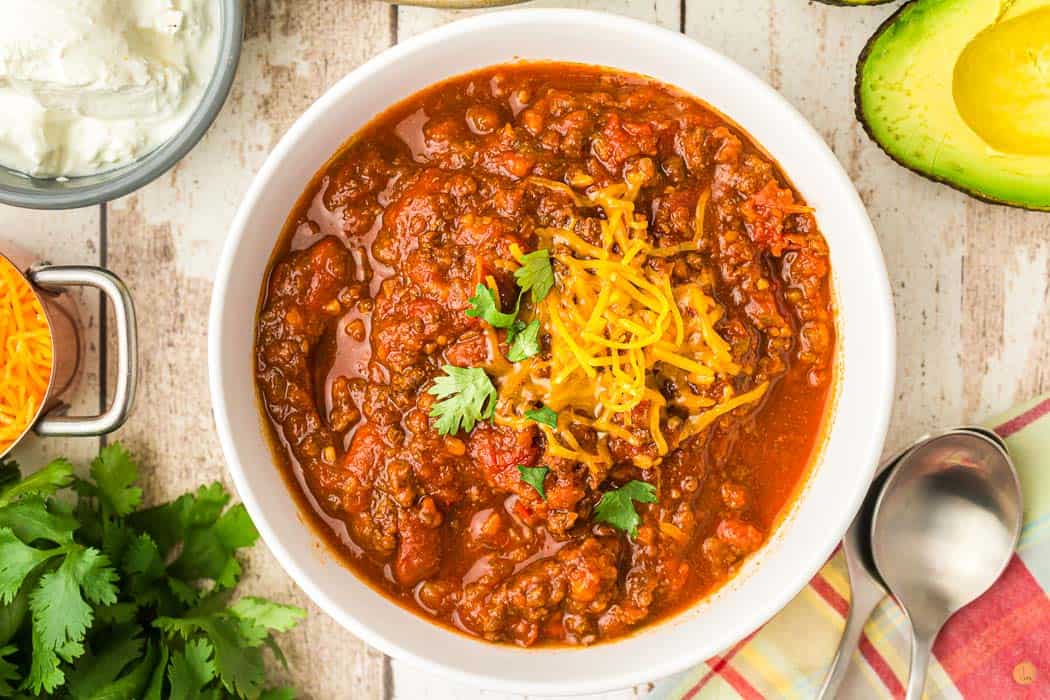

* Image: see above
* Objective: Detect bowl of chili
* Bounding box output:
[209,8,895,694]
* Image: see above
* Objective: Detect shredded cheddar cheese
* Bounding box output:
[495,176,768,476]
[0,257,53,453]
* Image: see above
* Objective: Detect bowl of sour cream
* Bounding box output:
[0,0,242,210]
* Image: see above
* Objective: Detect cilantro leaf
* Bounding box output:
[19,546,118,693]
[514,249,555,303]
[95,602,137,626]
[228,597,307,643]
[0,574,31,645]
[0,459,74,508]
[89,445,142,517]
[505,318,527,344]
[25,556,91,692]
[156,614,266,699]
[517,466,550,500]
[170,503,258,590]
[131,481,231,556]
[168,638,217,700]
[123,533,165,580]
[593,480,658,537]
[167,577,200,607]
[524,406,558,429]
[65,629,144,698]
[0,496,77,545]
[0,528,61,604]
[90,639,158,700]
[213,503,260,550]
[465,284,518,329]
[143,642,169,700]
[427,365,498,436]
[0,645,18,695]
[128,486,259,595]
[507,319,541,362]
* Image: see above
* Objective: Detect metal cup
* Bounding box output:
[0,243,137,458]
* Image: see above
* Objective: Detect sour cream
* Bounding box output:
[0,0,220,178]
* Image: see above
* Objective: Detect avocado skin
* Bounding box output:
[854,0,1050,211]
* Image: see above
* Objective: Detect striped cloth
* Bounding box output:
[651,396,1050,700]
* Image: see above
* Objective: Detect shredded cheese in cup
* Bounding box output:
[0,257,52,453]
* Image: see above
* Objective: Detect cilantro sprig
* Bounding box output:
[514,249,555,304]
[0,445,303,698]
[517,466,550,500]
[593,480,658,537]
[524,406,559,429]
[428,365,499,436]
[465,284,518,329]
[507,319,541,362]
[462,248,554,366]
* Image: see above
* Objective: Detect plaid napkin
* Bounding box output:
[651,396,1050,700]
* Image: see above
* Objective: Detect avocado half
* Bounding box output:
[857,0,1050,210]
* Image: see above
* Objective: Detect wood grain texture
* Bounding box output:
[6,0,1047,698]
[397,0,680,38]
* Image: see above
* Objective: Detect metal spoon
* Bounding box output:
[870,431,1022,700]
[817,427,1007,699]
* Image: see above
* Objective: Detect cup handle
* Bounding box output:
[29,266,138,437]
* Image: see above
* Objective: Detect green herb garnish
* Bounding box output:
[514,249,555,304]
[507,319,541,362]
[0,444,302,698]
[465,284,518,329]
[517,466,550,500]
[505,319,527,343]
[427,365,499,435]
[593,480,657,537]
[524,406,558,429]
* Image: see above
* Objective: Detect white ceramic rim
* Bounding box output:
[209,9,895,695]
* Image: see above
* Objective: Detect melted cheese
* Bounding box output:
[497,177,767,474]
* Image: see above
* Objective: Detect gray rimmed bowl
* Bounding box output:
[0,0,244,210]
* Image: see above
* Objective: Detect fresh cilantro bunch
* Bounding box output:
[0,444,303,699]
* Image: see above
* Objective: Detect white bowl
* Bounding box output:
[209,9,895,695]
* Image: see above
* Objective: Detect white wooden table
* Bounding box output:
[6,1,1048,697]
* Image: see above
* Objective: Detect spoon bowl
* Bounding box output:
[871,431,1022,699]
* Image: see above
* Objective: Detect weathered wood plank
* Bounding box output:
[390,655,653,700]
[2,204,102,470]
[397,0,680,41]
[103,1,393,698]
[960,203,1050,419]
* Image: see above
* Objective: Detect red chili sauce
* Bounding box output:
[254,63,835,647]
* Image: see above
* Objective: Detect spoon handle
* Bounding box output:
[817,564,884,698]
[814,554,881,700]
[905,629,936,700]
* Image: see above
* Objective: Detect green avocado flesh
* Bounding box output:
[858,0,1050,209]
